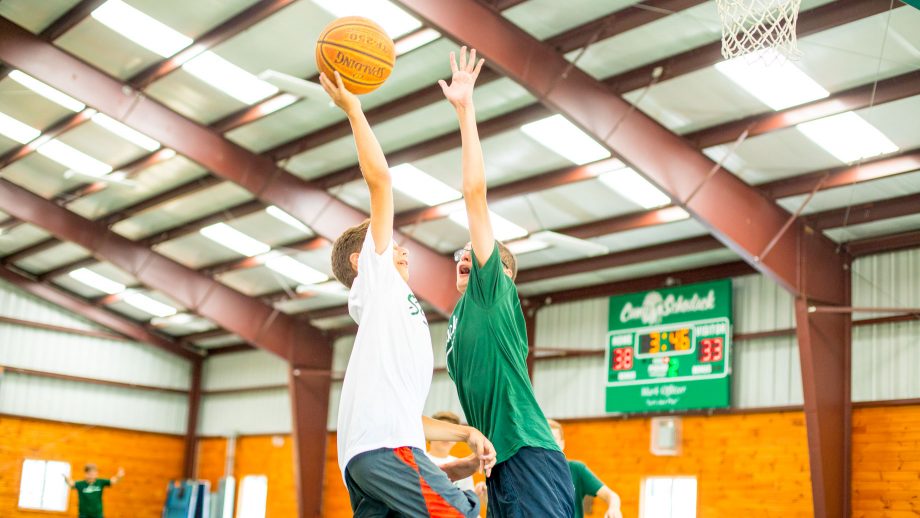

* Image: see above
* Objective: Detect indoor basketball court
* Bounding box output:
[0,1,918,517]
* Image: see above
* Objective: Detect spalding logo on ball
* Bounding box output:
[316,16,395,95]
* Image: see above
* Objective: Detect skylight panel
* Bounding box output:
[597,168,671,209]
[797,112,898,163]
[68,268,125,294]
[449,209,528,241]
[521,115,611,165]
[714,49,829,110]
[182,52,279,104]
[391,164,461,206]
[313,0,422,38]
[265,255,329,285]
[200,223,272,257]
[91,113,160,151]
[91,0,192,58]
[8,71,85,112]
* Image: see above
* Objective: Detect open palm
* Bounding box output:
[439,46,484,108]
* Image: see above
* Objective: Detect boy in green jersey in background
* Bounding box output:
[64,464,124,518]
[439,46,575,518]
[548,420,624,518]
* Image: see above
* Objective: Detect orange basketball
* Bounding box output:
[315,16,395,95]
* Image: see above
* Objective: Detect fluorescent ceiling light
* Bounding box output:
[448,209,528,241]
[265,255,329,285]
[0,112,40,144]
[395,28,441,55]
[598,167,671,209]
[530,230,609,257]
[183,52,278,104]
[797,112,899,163]
[123,291,177,317]
[521,114,611,165]
[256,93,299,117]
[313,0,421,38]
[37,140,113,177]
[91,113,160,151]
[265,206,310,232]
[391,164,461,206]
[68,268,125,294]
[504,238,550,256]
[151,313,196,326]
[91,0,192,57]
[8,71,85,112]
[296,280,348,297]
[714,49,829,110]
[200,223,271,257]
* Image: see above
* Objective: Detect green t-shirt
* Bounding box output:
[446,242,559,463]
[569,460,604,518]
[74,479,110,518]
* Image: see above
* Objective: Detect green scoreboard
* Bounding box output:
[605,279,732,413]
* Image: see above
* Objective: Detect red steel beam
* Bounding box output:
[183,358,203,478]
[806,192,920,231]
[396,5,848,517]
[289,364,332,518]
[685,70,920,149]
[845,229,920,257]
[759,149,920,199]
[604,0,899,94]
[0,19,458,315]
[38,256,97,282]
[538,260,756,304]
[56,148,178,204]
[39,0,107,41]
[130,0,298,89]
[182,327,234,343]
[202,236,327,275]
[517,235,722,284]
[0,265,198,359]
[1,238,60,265]
[0,178,327,366]
[0,110,93,168]
[139,199,265,246]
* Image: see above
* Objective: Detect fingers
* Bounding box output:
[467,48,476,72]
[449,51,458,73]
[473,58,485,79]
[319,72,335,96]
[334,70,345,90]
[438,79,448,95]
[459,45,467,70]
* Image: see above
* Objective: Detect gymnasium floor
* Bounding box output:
[0,1,918,517]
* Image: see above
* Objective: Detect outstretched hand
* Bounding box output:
[465,427,497,477]
[319,71,361,115]
[438,46,485,109]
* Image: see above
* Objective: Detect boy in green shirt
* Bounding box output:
[548,420,623,518]
[64,464,124,518]
[440,46,574,518]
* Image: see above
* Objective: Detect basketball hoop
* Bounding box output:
[716,0,803,63]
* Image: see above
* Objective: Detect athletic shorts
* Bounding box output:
[344,446,480,517]
[486,447,575,518]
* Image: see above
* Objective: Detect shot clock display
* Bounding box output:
[605,280,732,414]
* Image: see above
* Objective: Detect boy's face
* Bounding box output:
[85,469,98,482]
[349,243,410,283]
[455,243,514,294]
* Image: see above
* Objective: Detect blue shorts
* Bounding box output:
[486,447,574,518]
[345,446,480,517]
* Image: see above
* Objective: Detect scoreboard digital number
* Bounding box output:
[605,279,732,413]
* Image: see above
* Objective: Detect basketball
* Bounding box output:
[315,16,395,95]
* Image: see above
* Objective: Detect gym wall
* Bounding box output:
[0,415,184,517]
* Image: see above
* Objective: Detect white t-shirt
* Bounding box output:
[337,231,433,478]
[425,453,476,492]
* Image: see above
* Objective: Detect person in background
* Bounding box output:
[64,464,124,518]
[547,420,624,518]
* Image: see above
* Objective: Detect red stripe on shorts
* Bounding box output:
[393,447,465,518]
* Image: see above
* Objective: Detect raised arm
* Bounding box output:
[320,71,393,252]
[63,473,75,489]
[110,467,125,486]
[421,416,496,476]
[440,47,492,266]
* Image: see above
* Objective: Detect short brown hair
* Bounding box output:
[497,241,518,281]
[331,219,370,288]
[432,411,461,425]
[547,419,563,438]
[84,463,98,473]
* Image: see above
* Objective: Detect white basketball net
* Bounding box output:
[716,0,803,62]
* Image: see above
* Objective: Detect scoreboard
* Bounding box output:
[605,279,732,413]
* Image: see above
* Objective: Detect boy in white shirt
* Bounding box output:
[321,71,495,517]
